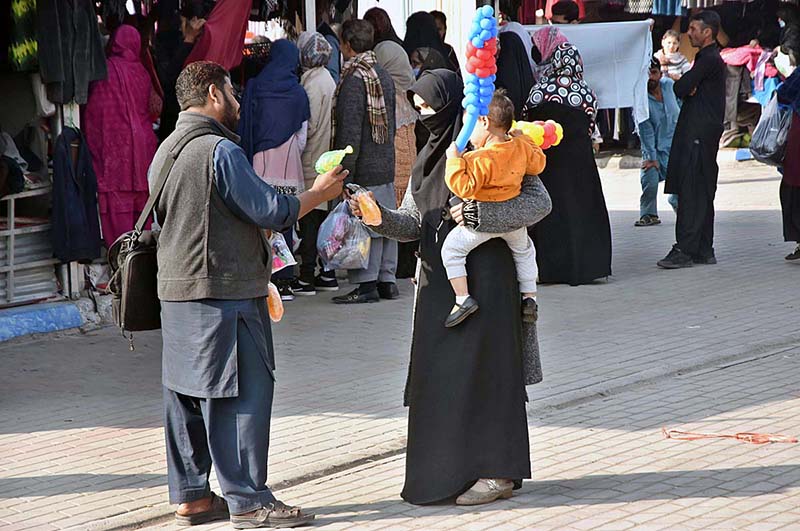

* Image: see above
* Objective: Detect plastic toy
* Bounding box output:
[267,282,284,322]
[315,145,353,174]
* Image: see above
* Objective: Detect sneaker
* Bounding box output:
[275,281,295,301]
[657,245,693,269]
[377,282,400,300]
[332,288,379,304]
[634,215,661,227]
[786,244,800,261]
[693,250,717,265]
[444,296,480,328]
[522,298,538,323]
[290,279,316,296]
[314,274,340,292]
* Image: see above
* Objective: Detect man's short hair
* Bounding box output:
[176,61,230,110]
[552,1,580,22]
[430,10,447,28]
[650,57,661,71]
[690,11,721,40]
[488,90,515,133]
[341,19,374,53]
[662,29,680,41]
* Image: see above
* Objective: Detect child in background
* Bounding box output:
[655,30,691,80]
[441,91,547,328]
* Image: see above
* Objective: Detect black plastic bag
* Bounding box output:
[750,94,793,166]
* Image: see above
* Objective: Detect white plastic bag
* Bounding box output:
[316,202,371,270]
[269,231,296,273]
[750,94,793,167]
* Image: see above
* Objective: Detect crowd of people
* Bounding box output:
[71,1,800,528]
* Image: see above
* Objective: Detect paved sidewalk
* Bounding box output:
[144,347,800,531]
[1,157,798,530]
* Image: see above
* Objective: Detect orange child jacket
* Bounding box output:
[445,135,546,202]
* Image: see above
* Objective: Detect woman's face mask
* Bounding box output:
[779,19,786,29]
[413,67,421,78]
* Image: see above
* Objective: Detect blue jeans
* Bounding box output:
[640,154,678,218]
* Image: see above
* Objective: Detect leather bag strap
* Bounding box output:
[134,127,219,234]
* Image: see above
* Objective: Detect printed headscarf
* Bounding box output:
[525,43,597,125]
[298,31,332,71]
[532,26,568,66]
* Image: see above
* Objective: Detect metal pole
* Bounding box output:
[305,0,316,32]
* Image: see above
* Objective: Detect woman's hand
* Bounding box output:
[450,202,465,225]
[345,190,375,218]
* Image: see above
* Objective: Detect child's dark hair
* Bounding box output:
[488,89,515,133]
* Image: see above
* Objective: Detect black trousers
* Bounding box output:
[675,177,715,258]
[298,209,333,281]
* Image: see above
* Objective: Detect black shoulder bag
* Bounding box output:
[107,127,217,349]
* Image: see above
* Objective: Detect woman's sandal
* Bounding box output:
[174,492,229,526]
[230,500,315,529]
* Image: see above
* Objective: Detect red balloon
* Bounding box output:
[542,122,556,137]
[540,138,553,150]
[466,61,477,74]
[476,48,493,61]
[489,64,498,75]
[466,42,476,56]
[468,55,482,67]
[476,67,492,78]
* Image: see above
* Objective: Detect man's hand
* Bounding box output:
[446,142,462,160]
[183,17,206,44]
[642,160,659,170]
[450,202,465,226]
[310,165,348,202]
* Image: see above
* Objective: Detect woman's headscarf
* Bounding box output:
[297,31,332,71]
[524,43,598,125]
[364,7,404,46]
[404,11,450,63]
[374,40,416,94]
[409,69,463,224]
[238,39,311,161]
[495,32,535,120]
[532,26,568,67]
[412,47,452,77]
[779,67,800,116]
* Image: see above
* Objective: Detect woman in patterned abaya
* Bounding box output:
[523,31,612,286]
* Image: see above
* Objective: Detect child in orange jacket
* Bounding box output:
[441,91,546,328]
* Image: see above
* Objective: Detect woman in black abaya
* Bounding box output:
[523,38,612,286]
[352,69,551,506]
[495,31,534,121]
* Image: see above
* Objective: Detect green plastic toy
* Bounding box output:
[315,145,353,174]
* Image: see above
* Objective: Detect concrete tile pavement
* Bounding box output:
[141,347,800,531]
[1,156,798,530]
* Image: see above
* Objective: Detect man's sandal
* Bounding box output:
[230,500,315,529]
[175,492,229,526]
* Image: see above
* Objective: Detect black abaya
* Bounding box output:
[401,212,531,505]
[496,32,534,120]
[524,102,612,286]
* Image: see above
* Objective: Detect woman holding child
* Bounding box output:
[349,69,551,506]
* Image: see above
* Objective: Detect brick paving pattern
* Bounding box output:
[0,157,797,530]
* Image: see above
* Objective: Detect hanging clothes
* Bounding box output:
[183,0,251,71]
[9,0,37,71]
[653,0,684,16]
[83,25,158,246]
[37,0,107,104]
[625,0,655,14]
[682,0,723,8]
[51,127,102,263]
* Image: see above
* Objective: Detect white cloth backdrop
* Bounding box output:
[523,20,654,125]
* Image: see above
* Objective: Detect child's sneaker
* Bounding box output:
[521,298,538,323]
[445,296,479,328]
[314,274,339,292]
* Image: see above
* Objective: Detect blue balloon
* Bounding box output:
[466,103,479,115]
[481,5,494,17]
[479,85,494,96]
[480,18,492,30]
[465,73,478,84]
[490,27,499,38]
[471,23,481,36]
[456,112,479,151]
[478,76,493,87]
[472,37,484,48]
[464,94,479,106]
[464,84,479,95]
[490,74,497,83]
[480,29,492,42]
[479,105,490,116]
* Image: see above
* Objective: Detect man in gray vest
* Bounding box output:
[153,61,346,529]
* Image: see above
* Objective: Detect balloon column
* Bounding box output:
[455,5,499,152]
[512,120,564,149]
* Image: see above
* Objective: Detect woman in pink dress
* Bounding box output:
[84,25,159,246]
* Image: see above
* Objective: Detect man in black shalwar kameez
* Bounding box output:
[658,12,726,269]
